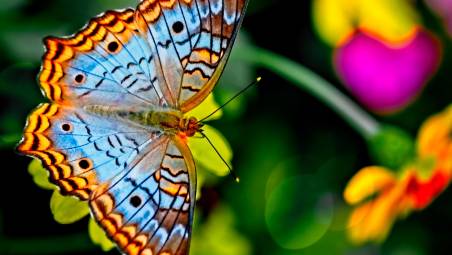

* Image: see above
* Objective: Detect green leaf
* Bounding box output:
[0,0,26,12]
[28,159,56,190]
[191,206,251,255]
[88,218,115,252]
[50,190,89,224]
[195,168,206,200]
[186,94,223,121]
[0,64,41,104]
[0,133,21,149]
[188,125,232,177]
[96,0,137,9]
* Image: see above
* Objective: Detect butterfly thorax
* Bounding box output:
[84,105,203,137]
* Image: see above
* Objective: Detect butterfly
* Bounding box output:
[17,0,248,254]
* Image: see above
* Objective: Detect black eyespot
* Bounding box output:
[78,159,91,169]
[108,41,119,52]
[172,21,184,33]
[75,74,84,83]
[130,195,142,208]
[61,123,72,132]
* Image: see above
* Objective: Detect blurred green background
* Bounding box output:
[0,0,451,254]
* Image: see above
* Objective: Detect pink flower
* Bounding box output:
[334,28,441,113]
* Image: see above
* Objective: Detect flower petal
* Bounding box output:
[312,0,357,46]
[312,0,419,46]
[88,217,115,252]
[406,169,450,209]
[347,177,411,244]
[357,0,419,44]
[28,159,56,190]
[188,125,232,177]
[50,190,89,224]
[344,166,396,205]
[334,28,441,113]
[347,202,373,243]
[417,105,452,158]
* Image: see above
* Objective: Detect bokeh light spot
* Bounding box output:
[265,175,334,250]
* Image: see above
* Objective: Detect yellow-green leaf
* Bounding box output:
[191,206,251,255]
[196,169,206,200]
[188,125,232,177]
[28,159,56,190]
[186,94,222,121]
[88,218,115,252]
[50,190,90,224]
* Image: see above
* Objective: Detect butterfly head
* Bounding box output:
[180,116,203,137]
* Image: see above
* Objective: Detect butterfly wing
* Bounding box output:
[90,136,196,255]
[17,104,196,254]
[17,103,159,199]
[40,9,175,108]
[135,0,249,112]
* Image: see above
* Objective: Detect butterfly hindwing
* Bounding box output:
[136,0,248,112]
[90,136,196,255]
[17,103,160,199]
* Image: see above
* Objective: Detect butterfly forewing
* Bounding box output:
[40,9,173,108]
[136,0,248,112]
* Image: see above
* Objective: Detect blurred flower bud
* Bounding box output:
[368,125,415,169]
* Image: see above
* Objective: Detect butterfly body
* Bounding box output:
[18,0,248,254]
[85,105,202,137]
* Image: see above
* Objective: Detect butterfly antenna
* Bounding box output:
[198,77,262,122]
[200,131,240,183]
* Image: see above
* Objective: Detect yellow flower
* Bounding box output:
[312,0,419,46]
[344,106,452,244]
[417,105,452,172]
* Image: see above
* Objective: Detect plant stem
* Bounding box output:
[236,45,381,140]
